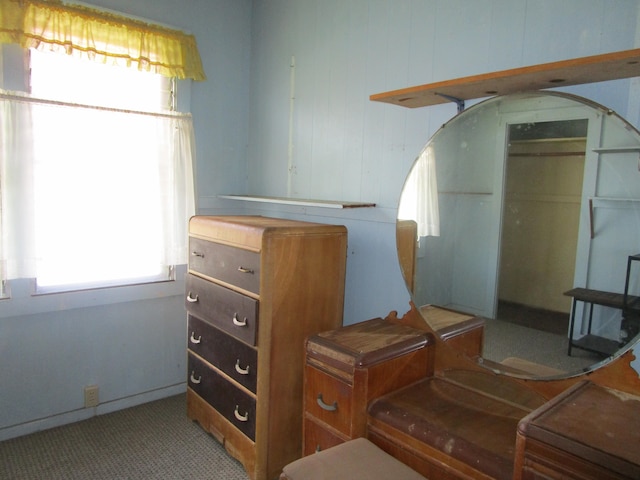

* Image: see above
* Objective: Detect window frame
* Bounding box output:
[0,45,193,307]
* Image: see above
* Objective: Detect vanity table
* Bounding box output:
[300,307,640,480]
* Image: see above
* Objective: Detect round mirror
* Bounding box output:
[397,91,640,379]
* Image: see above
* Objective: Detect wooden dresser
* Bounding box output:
[303,317,434,455]
[185,215,347,480]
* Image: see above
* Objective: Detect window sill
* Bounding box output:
[0,265,186,319]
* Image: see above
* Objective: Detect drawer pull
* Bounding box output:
[189,372,202,384]
[317,394,338,412]
[186,292,199,303]
[237,266,254,274]
[235,360,250,375]
[233,313,248,327]
[189,332,202,344]
[191,251,204,258]
[234,405,249,422]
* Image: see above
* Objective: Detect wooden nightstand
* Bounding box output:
[302,317,434,455]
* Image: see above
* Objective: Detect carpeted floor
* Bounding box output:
[0,394,249,480]
[483,317,601,373]
[482,300,603,373]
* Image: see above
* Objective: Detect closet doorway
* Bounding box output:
[497,120,587,334]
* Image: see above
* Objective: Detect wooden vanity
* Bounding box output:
[302,307,640,480]
[340,49,640,479]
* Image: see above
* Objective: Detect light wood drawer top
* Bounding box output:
[189,215,347,251]
[306,318,431,373]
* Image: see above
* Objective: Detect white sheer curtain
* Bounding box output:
[161,114,197,266]
[0,96,37,280]
[398,144,440,239]
[0,92,195,286]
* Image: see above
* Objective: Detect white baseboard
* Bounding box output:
[0,383,186,442]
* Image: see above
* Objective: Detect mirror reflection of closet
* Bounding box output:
[497,120,587,337]
[397,92,640,378]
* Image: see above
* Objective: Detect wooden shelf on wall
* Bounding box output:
[370,48,640,109]
[218,194,376,209]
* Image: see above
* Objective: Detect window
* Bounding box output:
[0,1,203,297]
[0,49,196,293]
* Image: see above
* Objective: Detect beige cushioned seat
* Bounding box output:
[280,438,426,480]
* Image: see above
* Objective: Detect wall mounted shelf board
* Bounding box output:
[219,194,376,209]
[370,48,640,109]
[593,147,640,153]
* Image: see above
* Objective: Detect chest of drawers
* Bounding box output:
[303,317,434,455]
[185,215,347,480]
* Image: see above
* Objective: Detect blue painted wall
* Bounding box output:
[0,0,252,440]
[2,0,639,440]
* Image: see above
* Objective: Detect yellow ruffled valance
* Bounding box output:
[0,0,206,81]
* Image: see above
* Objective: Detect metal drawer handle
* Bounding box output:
[189,332,201,344]
[234,405,249,422]
[316,394,338,412]
[191,251,204,258]
[186,292,199,303]
[237,266,254,274]
[235,360,250,375]
[233,313,248,327]
[189,372,202,384]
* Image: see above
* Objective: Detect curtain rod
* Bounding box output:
[0,91,191,120]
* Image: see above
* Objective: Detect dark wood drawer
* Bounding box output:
[189,237,260,295]
[185,273,259,346]
[187,353,256,441]
[188,315,258,393]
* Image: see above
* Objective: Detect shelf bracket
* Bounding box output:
[435,93,465,113]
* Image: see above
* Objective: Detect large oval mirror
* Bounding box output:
[397,91,640,379]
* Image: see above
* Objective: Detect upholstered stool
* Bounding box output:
[279,437,427,480]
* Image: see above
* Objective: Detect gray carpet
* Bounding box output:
[0,394,249,480]
[483,317,601,373]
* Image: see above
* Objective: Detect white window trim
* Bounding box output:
[0,265,186,319]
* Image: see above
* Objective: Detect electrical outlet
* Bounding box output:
[84,385,99,408]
